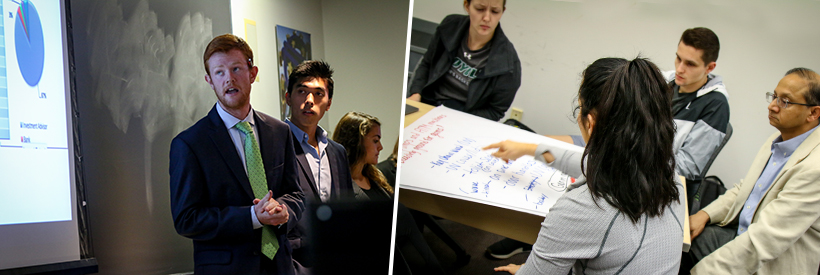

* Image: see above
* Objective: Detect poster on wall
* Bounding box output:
[275,25,311,120]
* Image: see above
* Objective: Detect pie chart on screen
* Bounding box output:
[14,0,45,87]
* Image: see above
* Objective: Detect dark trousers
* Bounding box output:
[691,224,737,262]
[681,224,737,273]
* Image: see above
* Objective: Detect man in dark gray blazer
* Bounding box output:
[284,60,354,274]
[170,34,304,275]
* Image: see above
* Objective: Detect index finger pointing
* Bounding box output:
[483,142,502,151]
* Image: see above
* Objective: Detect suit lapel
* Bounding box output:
[254,111,280,196]
[729,130,820,222]
[327,143,343,200]
[724,133,775,222]
[293,141,320,199]
[759,128,820,203]
[206,107,255,199]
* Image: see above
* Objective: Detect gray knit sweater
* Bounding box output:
[518,144,686,274]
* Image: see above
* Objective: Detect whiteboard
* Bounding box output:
[400,106,585,216]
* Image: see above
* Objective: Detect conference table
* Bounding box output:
[399,100,691,250]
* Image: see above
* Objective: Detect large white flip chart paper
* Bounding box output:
[400,106,584,216]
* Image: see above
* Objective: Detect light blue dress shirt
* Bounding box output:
[737,125,819,235]
[285,119,331,202]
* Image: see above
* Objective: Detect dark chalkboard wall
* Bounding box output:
[70,0,230,273]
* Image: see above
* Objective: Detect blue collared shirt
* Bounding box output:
[737,125,819,235]
[285,119,332,202]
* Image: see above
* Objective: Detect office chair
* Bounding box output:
[689,123,733,215]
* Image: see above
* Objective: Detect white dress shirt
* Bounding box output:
[215,102,264,229]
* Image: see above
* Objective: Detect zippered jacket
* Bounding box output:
[409,14,521,121]
[663,71,730,181]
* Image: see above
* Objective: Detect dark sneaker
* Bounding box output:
[485,238,532,259]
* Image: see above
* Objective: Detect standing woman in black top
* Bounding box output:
[333,111,393,200]
[408,0,521,121]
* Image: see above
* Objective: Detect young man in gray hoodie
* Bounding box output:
[664,27,730,192]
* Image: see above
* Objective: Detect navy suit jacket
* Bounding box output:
[170,106,304,275]
[288,136,354,254]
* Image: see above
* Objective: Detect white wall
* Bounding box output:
[412,0,820,186]
[231,0,409,161]
[230,0,326,125]
[321,0,410,160]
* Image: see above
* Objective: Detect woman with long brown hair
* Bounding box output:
[332,111,393,200]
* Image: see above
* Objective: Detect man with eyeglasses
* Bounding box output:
[687,68,820,274]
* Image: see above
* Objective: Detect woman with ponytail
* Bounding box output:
[489,57,685,274]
